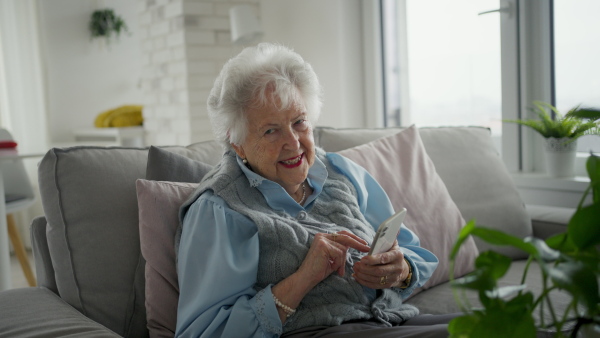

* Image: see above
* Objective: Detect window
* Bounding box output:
[553,0,600,154]
[382,0,502,151]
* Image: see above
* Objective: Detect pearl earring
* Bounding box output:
[242,158,248,164]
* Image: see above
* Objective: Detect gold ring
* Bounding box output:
[380,276,387,285]
[332,232,338,242]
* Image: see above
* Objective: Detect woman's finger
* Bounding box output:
[353,257,404,289]
[309,233,351,277]
[353,243,407,289]
[329,232,370,253]
[354,260,399,278]
[352,268,399,289]
[360,241,403,266]
[336,230,369,245]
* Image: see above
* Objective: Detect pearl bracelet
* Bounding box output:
[273,295,296,318]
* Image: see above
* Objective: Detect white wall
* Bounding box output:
[260,0,366,128]
[38,0,143,144]
[37,0,368,144]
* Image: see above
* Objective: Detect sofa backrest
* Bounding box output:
[36,142,223,337]
[38,146,150,337]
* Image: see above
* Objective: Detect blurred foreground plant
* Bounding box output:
[448,151,600,337]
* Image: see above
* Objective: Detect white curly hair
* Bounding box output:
[207,43,323,150]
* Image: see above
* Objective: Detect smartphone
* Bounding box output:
[368,208,407,256]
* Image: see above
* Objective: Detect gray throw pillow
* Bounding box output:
[146,146,213,183]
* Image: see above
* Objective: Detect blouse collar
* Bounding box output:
[236,152,328,214]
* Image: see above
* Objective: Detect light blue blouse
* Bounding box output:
[176,152,439,338]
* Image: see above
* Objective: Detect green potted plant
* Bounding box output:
[89,9,128,43]
[448,112,600,337]
[504,101,600,177]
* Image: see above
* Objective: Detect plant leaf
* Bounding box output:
[549,261,600,312]
[587,154,600,204]
[474,251,512,280]
[523,237,560,261]
[470,227,538,256]
[568,203,600,249]
[567,107,600,121]
[466,297,536,338]
[545,232,576,252]
[452,270,496,292]
[485,284,528,299]
[451,220,476,260]
[453,251,513,294]
[505,101,600,138]
[448,313,480,337]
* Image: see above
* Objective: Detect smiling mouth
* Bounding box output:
[279,154,304,168]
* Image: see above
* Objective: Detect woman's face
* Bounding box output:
[232,100,315,195]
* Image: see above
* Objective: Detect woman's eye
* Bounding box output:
[294,119,308,130]
[264,129,275,135]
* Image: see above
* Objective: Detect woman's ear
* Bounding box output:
[231,143,246,160]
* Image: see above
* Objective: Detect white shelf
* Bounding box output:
[73,126,145,147]
[511,172,591,208]
[511,172,590,192]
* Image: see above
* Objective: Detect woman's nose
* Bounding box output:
[282,129,300,150]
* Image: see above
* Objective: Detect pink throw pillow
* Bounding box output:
[337,125,479,295]
[136,179,198,337]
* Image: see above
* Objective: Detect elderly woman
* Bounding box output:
[176,43,451,338]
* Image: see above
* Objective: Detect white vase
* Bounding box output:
[543,137,577,177]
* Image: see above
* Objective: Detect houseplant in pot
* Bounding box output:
[447,152,600,336]
[504,101,600,177]
[88,8,128,46]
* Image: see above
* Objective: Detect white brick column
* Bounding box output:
[138,0,259,146]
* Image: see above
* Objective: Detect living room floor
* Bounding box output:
[10,251,34,289]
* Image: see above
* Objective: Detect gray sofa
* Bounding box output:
[0,126,574,337]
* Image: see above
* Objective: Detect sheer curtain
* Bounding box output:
[0,0,48,152]
[0,0,48,248]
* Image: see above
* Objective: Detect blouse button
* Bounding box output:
[297,211,307,220]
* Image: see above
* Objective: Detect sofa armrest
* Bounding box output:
[0,287,120,337]
[526,204,576,240]
[30,216,58,293]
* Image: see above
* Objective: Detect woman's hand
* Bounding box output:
[273,231,370,323]
[352,240,410,289]
[295,230,370,291]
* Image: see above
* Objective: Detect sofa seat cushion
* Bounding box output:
[0,287,120,337]
[337,126,479,295]
[527,204,575,240]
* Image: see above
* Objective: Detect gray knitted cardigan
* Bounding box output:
[179,149,418,333]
